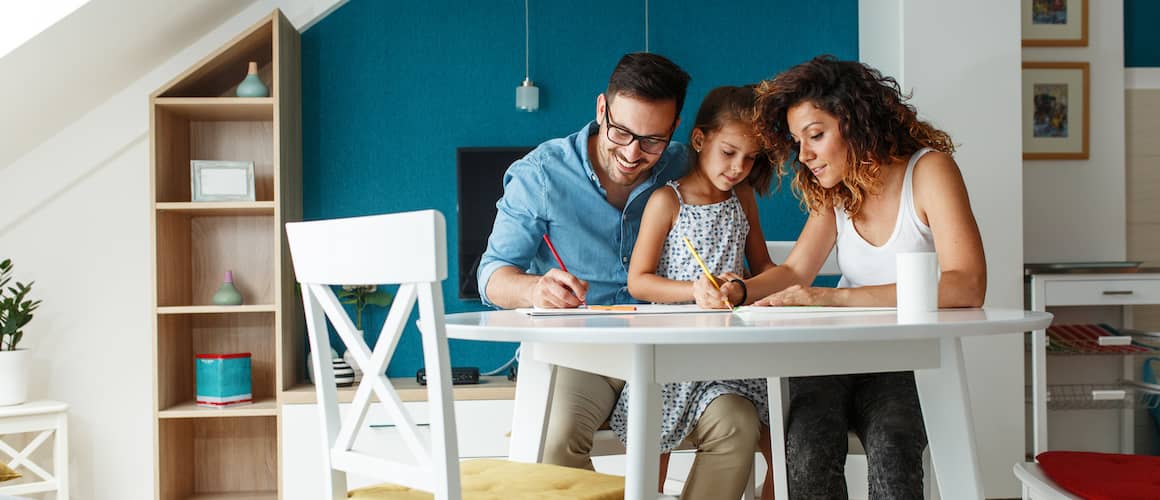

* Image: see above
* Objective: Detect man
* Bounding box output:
[477,53,760,499]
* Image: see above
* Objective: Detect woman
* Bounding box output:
[712,55,987,498]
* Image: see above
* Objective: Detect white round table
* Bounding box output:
[444,307,1052,500]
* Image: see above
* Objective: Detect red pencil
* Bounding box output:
[542,234,568,273]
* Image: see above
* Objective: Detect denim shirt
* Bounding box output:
[477,121,689,307]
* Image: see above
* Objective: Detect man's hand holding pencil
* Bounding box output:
[531,268,589,308]
[533,234,588,308]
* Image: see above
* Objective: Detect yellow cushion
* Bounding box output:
[0,462,20,482]
[347,459,624,500]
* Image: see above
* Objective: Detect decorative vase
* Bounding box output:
[0,349,29,406]
[343,335,364,384]
[333,356,355,387]
[306,347,355,387]
[212,270,244,305]
[236,61,269,97]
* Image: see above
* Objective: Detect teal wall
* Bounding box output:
[1126,0,1160,66]
[301,0,858,377]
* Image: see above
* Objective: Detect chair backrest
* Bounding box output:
[765,241,841,276]
[286,210,461,499]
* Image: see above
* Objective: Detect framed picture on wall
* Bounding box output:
[1022,0,1087,47]
[1022,62,1089,160]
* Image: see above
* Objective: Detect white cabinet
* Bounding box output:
[1027,271,1160,457]
[281,399,514,500]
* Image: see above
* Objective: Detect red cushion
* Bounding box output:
[1037,451,1160,499]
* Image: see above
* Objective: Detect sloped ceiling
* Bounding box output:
[0,0,259,168]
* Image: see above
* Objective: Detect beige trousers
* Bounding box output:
[542,367,760,500]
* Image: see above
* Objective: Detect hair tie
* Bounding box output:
[727,278,747,306]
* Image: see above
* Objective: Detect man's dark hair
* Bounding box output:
[606,52,692,116]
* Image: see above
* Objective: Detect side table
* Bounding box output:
[0,401,68,499]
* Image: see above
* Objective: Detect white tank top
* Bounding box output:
[835,148,935,288]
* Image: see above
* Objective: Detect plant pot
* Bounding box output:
[343,330,365,383]
[0,349,29,406]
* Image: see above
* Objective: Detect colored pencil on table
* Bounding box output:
[587,305,637,311]
[683,237,733,311]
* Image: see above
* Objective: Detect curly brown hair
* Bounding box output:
[754,55,955,216]
[690,85,775,195]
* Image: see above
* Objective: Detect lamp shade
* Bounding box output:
[516,79,539,111]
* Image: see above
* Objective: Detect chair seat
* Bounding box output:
[348,459,624,500]
[1027,451,1160,499]
[1013,461,1081,499]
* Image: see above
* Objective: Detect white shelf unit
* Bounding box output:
[1027,271,1160,456]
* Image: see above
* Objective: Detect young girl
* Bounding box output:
[615,85,776,500]
[743,55,987,498]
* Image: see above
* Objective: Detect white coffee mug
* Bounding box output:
[896,252,939,321]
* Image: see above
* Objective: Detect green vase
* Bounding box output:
[236,61,268,98]
[212,270,244,305]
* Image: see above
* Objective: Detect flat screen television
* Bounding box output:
[457,146,534,299]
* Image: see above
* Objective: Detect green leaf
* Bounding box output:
[364,291,392,307]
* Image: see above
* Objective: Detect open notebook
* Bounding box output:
[518,304,894,317]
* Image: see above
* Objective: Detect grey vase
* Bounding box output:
[236,61,269,98]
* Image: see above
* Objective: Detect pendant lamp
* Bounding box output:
[516,0,539,111]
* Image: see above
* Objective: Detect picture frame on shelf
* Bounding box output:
[1022,0,1087,47]
[191,160,256,201]
[1022,62,1089,160]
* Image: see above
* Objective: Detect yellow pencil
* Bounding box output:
[683,237,733,310]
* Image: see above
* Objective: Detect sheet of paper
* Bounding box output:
[518,303,732,316]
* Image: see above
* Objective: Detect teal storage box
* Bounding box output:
[196,353,252,407]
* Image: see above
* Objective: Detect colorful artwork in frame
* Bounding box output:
[1022,62,1089,160]
[1022,0,1087,47]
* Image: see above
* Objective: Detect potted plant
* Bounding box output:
[337,285,391,383]
[304,285,391,385]
[0,258,41,406]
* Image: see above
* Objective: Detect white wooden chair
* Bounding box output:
[1013,462,1080,499]
[286,210,624,500]
[764,240,840,276]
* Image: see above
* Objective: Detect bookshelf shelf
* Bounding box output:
[159,399,279,418]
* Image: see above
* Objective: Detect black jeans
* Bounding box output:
[785,372,927,499]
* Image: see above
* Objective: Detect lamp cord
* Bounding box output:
[524,0,530,80]
[644,0,649,53]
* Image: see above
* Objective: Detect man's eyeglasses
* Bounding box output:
[603,105,672,155]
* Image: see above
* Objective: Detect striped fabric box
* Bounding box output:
[196,353,253,407]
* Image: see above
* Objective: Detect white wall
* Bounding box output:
[0,1,341,498]
[861,0,1025,496]
[1023,2,1126,262]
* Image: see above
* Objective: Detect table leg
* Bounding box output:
[626,345,661,500]
[509,342,556,463]
[766,377,790,500]
[914,337,984,500]
[1031,328,1047,456]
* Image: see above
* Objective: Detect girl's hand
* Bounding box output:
[718,272,746,306]
[753,284,828,306]
[692,274,732,309]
